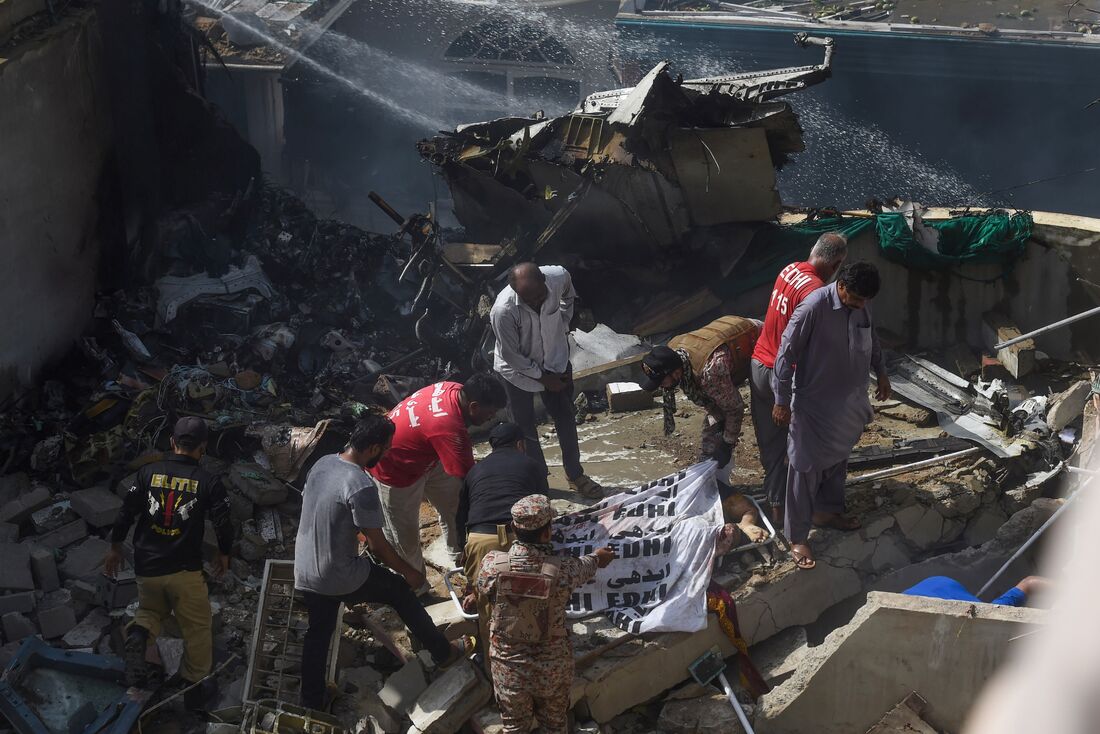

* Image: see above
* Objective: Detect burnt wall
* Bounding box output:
[0,10,111,397]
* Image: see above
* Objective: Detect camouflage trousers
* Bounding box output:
[490,638,573,734]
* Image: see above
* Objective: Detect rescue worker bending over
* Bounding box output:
[640,316,770,544]
[477,495,616,733]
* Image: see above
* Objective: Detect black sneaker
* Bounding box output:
[123,626,149,688]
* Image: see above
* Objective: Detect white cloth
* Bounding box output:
[552,461,724,634]
[490,265,575,393]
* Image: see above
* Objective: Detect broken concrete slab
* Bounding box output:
[378,656,427,716]
[29,547,60,592]
[1046,379,1091,431]
[0,484,51,524]
[31,518,88,549]
[1,611,36,642]
[62,608,111,649]
[982,311,1034,379]
[893,504,946,550]
[424,600,476,641]
[408,658,492,734]
[58,536,109,581]
[658,693,748,734]
[755,592,1044,734]
[69,486,123,527]
[0,543,34,591]
[748,626,808,688]
[30,499,76,534]
[577,615,737,723]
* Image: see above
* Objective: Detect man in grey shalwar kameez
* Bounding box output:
[772,261,891,569]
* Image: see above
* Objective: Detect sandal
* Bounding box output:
[791,546,816,570]
[569,474,604,499]
[440,634,477,669]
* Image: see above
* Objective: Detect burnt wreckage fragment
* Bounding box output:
[400,34,834,337]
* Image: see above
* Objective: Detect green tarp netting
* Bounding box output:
[747,209,1034,273]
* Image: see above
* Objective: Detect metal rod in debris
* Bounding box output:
[994,304,1100,350]
[847,447,982,485]
[975,492,1076,598]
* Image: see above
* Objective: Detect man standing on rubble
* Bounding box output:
[295,414,473,711]
[478,495,616,733]
[773,260,891,570]
[105,417,233,711]
[370,373,507,590]
[750,232,848,525]
[491,262,604,499]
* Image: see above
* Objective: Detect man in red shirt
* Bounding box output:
[749,232,848,523]
[370,374,507,590]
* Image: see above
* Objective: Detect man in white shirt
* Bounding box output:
[490,263,603,498]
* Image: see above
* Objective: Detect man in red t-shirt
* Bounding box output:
[370,374,506,589]
[749,232,848,522]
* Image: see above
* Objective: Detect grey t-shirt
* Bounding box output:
[294,453,384,596]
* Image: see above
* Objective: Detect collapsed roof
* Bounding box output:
[417,34,834,266]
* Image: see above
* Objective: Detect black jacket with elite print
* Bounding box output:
[110,454,234,577]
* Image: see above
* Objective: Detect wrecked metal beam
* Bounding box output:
[994,304,1100,349]
[847,447,982,485]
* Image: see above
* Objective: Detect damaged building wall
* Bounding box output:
[0,9,111,398]
[721,210,1100,361]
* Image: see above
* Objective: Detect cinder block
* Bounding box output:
[30,500,75,534]
[66,579,98,603]
[36,601,77,639]
[606,382,654,413]
[96,571,138,609]
[29,548,59,592]
[58,537,109,582]
[69,487,123,528]
[32,519,88,550]
[0,485,51,524]
[0,591,36,616]
[1,612,36,642]
[0,544,34,591]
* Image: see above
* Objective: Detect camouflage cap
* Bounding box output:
[511,494,553,530]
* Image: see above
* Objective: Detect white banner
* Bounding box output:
[551,461,724,634]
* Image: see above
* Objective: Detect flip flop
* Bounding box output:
[814,514,862,531]
[791,548,817,570]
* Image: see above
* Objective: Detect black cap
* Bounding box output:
[173,416,209,446]
[489,422,524,449]
[640,346,683,392]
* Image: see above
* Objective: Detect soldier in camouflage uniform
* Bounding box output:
[477,495,617,733]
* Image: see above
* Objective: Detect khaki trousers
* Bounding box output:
[134,570,212,683]
[464,527,514,670]
[376,462,463,575]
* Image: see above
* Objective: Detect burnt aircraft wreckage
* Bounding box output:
[370,35,835,362]
[416,33,833,263]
